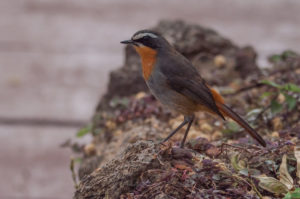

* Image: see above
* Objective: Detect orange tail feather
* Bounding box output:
[216,102,266,147]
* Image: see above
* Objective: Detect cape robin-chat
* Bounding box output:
[121,30,266,148]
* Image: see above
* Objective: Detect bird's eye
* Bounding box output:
[133,36,150,44]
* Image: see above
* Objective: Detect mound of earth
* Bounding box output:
[73,20,300,199]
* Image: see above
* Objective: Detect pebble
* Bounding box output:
[214,55,226,67]
[200,123,213,132]
[84,143,96,156]
[272,117,283,131]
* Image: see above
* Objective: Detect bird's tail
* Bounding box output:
[216,102,266,147]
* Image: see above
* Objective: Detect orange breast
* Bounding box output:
[134,46,157,80]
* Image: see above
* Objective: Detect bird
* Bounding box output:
[121,29,266,148]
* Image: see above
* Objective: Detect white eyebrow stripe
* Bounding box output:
[132,32,158,40]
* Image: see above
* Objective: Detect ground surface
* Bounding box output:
[1,0,300,198]
[74,20,300,198]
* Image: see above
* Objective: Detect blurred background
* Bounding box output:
[0,0,299,198]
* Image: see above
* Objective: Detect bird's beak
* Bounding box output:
[120,39,134,45]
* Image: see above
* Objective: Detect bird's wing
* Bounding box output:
[159,52,225,119]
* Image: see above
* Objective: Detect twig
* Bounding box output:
[221,143,252,154]
[223,82,264,97]
[254,93,278,122]
[232,174,263,199]
[249,177,263,199]
[254,104,270,121]
[268,65,297,76]
[70,157,79,189]
[140,182,163,197]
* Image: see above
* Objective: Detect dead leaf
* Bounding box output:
[205,146,221,158]
[239,168,261,177]
[230,153,246,171]
[174,164,193,172]
[279,154,294,190]
[295,146,300,185]
[256,176,289,194]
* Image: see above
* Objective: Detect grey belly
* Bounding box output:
[146,77,196,115]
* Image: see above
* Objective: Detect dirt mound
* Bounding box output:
[73,20,300,199]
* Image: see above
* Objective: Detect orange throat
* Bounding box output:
[134,46,157,80]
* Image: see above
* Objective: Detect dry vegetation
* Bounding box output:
[70,21,300,199]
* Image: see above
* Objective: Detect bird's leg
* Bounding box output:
[180,115,195,148]
[161,115,195,148]
[161,117,189,143]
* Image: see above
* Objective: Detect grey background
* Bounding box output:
[0,0,299,198]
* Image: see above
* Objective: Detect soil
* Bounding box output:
[73,20,300,199]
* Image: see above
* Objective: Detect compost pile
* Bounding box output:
[73,21,300,199]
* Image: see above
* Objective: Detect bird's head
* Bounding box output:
[121,30,170,52]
